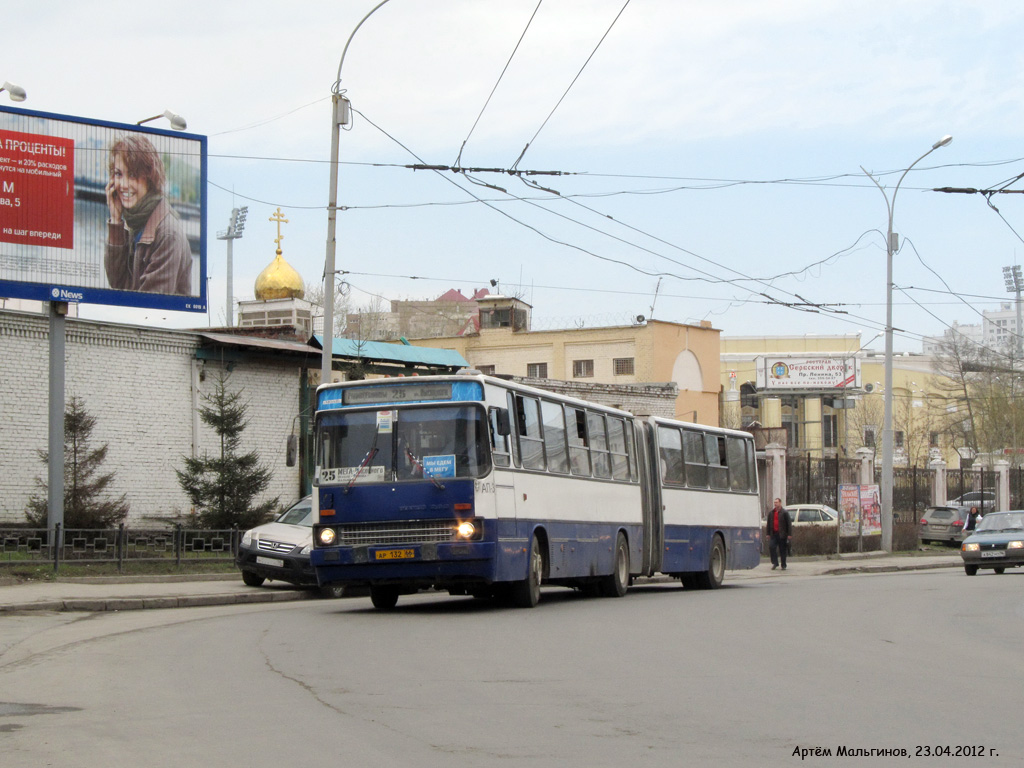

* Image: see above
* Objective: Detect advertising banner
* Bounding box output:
[838,483,882,537]
[0,105,206,312]
[757,356,858,391]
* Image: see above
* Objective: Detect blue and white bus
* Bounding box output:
[310,371,761,609]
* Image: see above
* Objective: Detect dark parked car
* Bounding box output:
[960,510,1024,575]
[236,496,345,597]
[918,506,969,546]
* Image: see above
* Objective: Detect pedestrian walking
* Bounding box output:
[964,506,982,532]
[766,498,792,570]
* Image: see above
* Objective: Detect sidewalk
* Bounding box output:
[0,551,963,614]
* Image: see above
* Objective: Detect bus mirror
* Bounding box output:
[494,408,511,437]
[286,434,298,467]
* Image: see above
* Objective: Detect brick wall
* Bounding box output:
[0,311,302,525]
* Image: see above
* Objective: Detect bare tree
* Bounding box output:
[931,331,1024,467]
[304,280,350,337]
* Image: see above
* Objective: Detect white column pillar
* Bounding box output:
[930,458,947,507]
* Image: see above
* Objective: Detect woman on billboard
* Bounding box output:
[104,134,191,295]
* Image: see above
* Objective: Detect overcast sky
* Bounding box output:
[9,0,1024,353]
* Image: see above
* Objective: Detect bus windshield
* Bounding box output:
[317,404,491,484]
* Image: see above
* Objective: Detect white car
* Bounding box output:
[783,504,840,527]
[236,496,345,598]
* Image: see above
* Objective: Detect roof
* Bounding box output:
[311,336,468,369]
[200,332,315,355]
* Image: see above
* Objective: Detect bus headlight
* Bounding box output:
[318,528,337,546]
[455,520,478,540]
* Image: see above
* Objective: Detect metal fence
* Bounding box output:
[945,467,996,507]
[0,524,240,572]
[785,459,1010,522]
[887,466,932,520]
[785,456,861,508]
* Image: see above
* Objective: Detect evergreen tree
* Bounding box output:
[177,371,278,529]
[26,397,130,528]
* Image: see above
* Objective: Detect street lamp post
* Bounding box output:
[1003,265,1023,357]
[321,0,393,387]
[217,207,248,326]
[862,135,951,551]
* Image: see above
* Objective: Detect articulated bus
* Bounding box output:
[310,371,761,609]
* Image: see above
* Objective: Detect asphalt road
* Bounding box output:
[1,569,1022,767]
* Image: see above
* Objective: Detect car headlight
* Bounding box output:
[963,543,980,552]
[241,531,253,547]
[299,544,311,555]
[1008,541,1024,549]
[318,527,336,546]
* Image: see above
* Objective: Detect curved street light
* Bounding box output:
[1,80,27,102]
[321,0,394,387]
[136,109,188,131]
[861,134,952,551]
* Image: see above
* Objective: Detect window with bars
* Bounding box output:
[477,365,496,375]
[573,359,594,378]
[612,357,635,376]
[526,362,547,379]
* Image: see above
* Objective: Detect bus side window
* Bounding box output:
[565,405,591,476]
[625,420,638,481]
[587,411,611,478]
[682,429,707,488]
[541,400,569,474]
[657,425,684,485]
[707,434,729,490]
[726,435,749,491]
[515,394,546,471]
[506,392,520,467]
[607,418,630,481]
[489,407,511,468]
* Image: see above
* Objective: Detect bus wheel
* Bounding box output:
[370,585,400,610]
[697,535,726,590]
[511,535,544,608]
[599,533,629,598]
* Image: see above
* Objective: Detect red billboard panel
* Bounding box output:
[0,129,75,249]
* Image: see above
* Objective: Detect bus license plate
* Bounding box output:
[981,551,1006,558]
[375,549,415,560]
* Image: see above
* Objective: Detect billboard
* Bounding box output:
[0,106,206,312]
[838,483,882,537]
[756,356,859,391]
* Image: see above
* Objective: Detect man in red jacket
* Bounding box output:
[766,498,792,570]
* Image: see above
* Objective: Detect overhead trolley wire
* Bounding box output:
[512,0,630,169]
[453,0,544,168]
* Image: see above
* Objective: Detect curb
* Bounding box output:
[821,561,960,576]
[0,589,315,614]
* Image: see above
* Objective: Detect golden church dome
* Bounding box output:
[254,249,305,300]
[253,207,304,300]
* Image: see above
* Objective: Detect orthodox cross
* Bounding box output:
[269,207,289,253]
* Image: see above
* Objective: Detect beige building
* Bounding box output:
[721,334,966,467]
[409,296,721,423]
